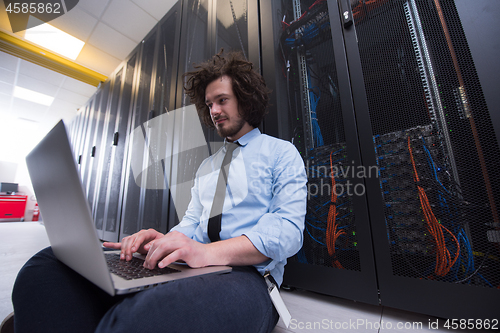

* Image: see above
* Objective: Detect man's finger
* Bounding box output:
[102,242,121,249]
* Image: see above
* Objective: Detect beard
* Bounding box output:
[215,115,246,139]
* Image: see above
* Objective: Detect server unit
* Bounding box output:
[261,0,380,305]
[349,0,500,320]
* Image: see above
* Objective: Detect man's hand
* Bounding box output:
[104,229,270,270]
[103,228,164,261]
[145,231,270,269]
[144,231,209,269]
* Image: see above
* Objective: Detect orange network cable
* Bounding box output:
[407,136,459,277]
[352,0,390,24]
[326,151,345,269]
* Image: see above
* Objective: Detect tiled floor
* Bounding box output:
[0,222,483,332]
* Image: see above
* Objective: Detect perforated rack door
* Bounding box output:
[342,0,500,320]
[261,0,379,305]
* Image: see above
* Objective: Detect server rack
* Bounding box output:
[344,0,500,320]
[263,0,499,320]
[79,97,98,196]
[261,0,379,305]
[93,68,124,240]
[119,13,176,240]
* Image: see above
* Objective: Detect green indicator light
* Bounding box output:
[353,242,357,246]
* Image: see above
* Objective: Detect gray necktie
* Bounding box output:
[208,142,240,242]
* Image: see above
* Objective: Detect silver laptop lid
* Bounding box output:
[26,120,115,295]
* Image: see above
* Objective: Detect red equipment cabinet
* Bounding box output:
[0,195,28,221]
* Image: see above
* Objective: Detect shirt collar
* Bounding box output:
[224,127,261,147]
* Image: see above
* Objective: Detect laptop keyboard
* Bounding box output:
[106,254,180,280]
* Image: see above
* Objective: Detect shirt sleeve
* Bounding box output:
[243,141,307,262]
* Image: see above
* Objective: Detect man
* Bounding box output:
[11,50,307,332]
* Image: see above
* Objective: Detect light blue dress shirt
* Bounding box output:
[171,128,307,286]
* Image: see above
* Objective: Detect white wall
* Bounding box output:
[0,161,17,182]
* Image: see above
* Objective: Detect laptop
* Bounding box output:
[26,120,232,296]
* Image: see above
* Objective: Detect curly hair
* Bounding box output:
[183,49,270,129]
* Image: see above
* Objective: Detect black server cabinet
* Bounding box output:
[93,51,138,242]
[100,54,139,242]
[264,0,500,320]
[260,0,379,305]
[83,90,103,200]
[68,114,77,146]
[119,2,182,240]
[73,103,90,171]
[69,108,82,157]
[341,0,500,320]
[93,69,123,239]
[87,82,110,224]
[214,0,261,68]
[120,27,165,238]
[80,98,98,194]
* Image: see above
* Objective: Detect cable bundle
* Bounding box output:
[326,150,346,269]
[408,136,459,277]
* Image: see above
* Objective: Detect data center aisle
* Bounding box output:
[0,222,483,333]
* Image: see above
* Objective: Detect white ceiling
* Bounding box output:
[0,0,177,164]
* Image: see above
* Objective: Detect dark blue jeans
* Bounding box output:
[12,247,279,333]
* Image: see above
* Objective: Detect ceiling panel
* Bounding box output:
[101,0,157,43]
[16,74,59,97]
[77,0,111,19]
[131,0,178,21]
[50,97,82,115]
[0,68,15,85]
[88,22,137,60]
[18,61,66,87]
[77,43,122,75]
[0,51,19,72]
[55,87,91,106]
[51,7,99,42]
[0,92,10,107]
[0,0,177,166]
[0,81,13,96]
[61,77,98,96]
[12,98,49,122]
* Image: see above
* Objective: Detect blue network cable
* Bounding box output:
[307,71,324,147]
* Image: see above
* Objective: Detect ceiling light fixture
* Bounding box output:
[13,86,54,106]
[24,16,85,60]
